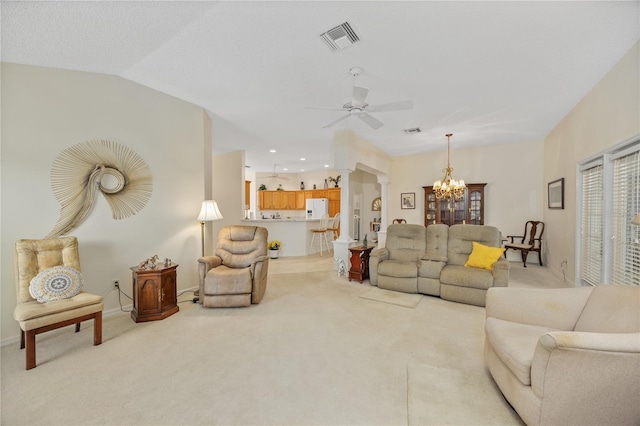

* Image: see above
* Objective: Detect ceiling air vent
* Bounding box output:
[320,22,360,51]
[404,127,422,134]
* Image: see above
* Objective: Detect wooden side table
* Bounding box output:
[348,245,374,283]
[130,263,179,323]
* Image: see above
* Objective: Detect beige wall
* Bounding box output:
[1,63,210,343]
[389,139,545,251]
[544,41,640,284]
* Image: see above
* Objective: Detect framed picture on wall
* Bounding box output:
[401,192,415,209]
[548,178,564,209]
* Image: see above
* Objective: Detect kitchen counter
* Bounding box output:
[242,218,328,256]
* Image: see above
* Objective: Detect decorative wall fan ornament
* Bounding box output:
[46,140,153,238]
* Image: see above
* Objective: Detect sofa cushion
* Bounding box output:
[386,224,426,262]
[440,265,494,290]
[485,317,557,386]
[447,224,501,266]
[205,265,252,295]
[378,260,418,278]
[574,285,640,333]
[465,242,505,270]
[418,259,446,279]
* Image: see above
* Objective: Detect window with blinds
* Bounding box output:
[579,140,639,286]
[580,164,603,286]
[611,150,640,284]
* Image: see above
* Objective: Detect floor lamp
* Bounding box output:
[193,200,223,302]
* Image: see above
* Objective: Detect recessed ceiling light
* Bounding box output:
[269,149,276,153]
[300,169,305,172]
[324,164,329,168]
[300,157,306,161]
[283,168,288,171]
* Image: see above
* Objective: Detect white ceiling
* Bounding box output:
[2,1,639,173]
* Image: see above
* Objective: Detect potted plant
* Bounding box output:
[328,175,341,187]
[268,240,281,259]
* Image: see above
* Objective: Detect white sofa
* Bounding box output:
[485,285,640,425]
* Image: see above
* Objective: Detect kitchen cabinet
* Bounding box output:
[327,188,341,218]
[259,189,340,212]
[423,183,486,227]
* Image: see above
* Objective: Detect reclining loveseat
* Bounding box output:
[369,223,509,306]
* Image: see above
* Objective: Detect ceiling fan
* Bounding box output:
[306,67,413,130]
[268,164,289,181]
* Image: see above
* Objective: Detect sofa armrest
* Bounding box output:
[250,255,270,304]
[368,248,389,286]
[369,248,389,260]
[197,256,222,296]
[490,258,509,287]
[485,287,593,330]
[530,331,640,423]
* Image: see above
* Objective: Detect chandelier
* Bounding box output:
[433,133,466,201]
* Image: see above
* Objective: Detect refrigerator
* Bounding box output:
[306,198,328,219]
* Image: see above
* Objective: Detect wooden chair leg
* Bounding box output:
[26,329,36,370]
[75,323,81,333]
[94,312,102,346]
[538,251,543,266]
[20,329,25,349]
[522,250,529,268]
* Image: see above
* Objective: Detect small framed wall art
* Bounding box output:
[401,192,415,209]
[548,178,564,209]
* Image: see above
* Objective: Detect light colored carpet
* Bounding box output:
[359,287,423,308]
[408,363,523,425]
[1,255,561,425]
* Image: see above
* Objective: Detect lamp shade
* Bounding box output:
[197,200,223,221]
[632,213,640,226]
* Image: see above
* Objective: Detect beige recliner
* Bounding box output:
[13,237,103,370]
[369,224,427,293]
[485,285,640,425]
[198,225,269,308]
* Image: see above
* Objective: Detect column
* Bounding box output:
[377,175,390,248]
[333,168,353,271]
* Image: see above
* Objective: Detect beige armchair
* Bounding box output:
[13,237,103,370]
[485,285,640,425]
[198,225,269,308]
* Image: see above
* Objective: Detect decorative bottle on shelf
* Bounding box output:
[362,235,368,247]
[324,179,328,189]
[300,181,305,190]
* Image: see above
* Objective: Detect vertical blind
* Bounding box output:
[581,164,604,286]
[612,151,640,285]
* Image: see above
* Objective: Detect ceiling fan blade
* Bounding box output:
[368,100,414,112]
[358,112,384,130]
[304,106,347,111]
[352,86,369,105]
[323,113,351,128]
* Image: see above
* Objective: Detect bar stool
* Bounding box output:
[309,214,331,256]
[327,213,341,241]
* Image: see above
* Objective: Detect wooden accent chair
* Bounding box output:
[392,218,407,224]
[13,237,103,370]
[503,220,545,267]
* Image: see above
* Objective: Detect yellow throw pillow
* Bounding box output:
[464,241,505,270]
